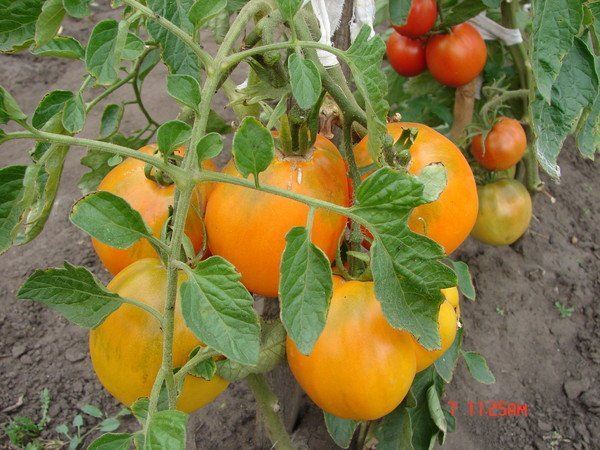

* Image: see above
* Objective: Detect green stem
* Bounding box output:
[132,50,160,127]
[85,72,135,112]
[480,89,529,125]
[246,374,295,450]
[173,345,220,385]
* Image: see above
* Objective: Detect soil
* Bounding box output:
[1,6,599,450]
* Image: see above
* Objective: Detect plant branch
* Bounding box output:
[480,89,529,125]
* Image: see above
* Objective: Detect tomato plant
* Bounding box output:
[0,0,596,448]
[470,117,527,170]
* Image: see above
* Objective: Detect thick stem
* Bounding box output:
[246,374,296,450]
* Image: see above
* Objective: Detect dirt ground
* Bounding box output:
[1,8,599,450]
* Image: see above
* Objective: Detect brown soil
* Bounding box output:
[1,7,599,450]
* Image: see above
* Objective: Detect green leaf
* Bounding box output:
[416,163,447,203]
[279,226,332,355]
[100,417,121,433]
[287,54,322,110]
[62,93,85,134]
[532,38,598,178]
[232,116,274,182]
[462,351,495,384]
[32,90,73,129]
[532,0,584,102]
[34,0,65,48]
[17,263,123,328]
[407,368,440,450]
[351,168,456,350]
[187,347,217,380]
[0,165,27,254]
[180,256,261,365]
[323,412,358,449]
[375,406,412,450]
[426,385,446,434]
[0,0,44,53]
[88,433,132,450]
[122,33,144,60]
[63,0,91,18]
[276,0,303,22]
[130,398,149,425]
[70,191,152,248]
[576,90,600,158]
[31,36,85,59]
[100,104,124,139]
[85,19,129,85]
[0,86,27,124]
[144,410,187,450]
[147,0,199,75]
[438,0,486,28]
[389,0,411,26]
[157,120,192,154]
[78,150,113,194]
[207,109,232,134]
[189,0,227,28]
[434,327,463,383]
[217,320,286,381]
[166,74,201,111]
[195,132,223,162]
[81,404,103,418]
[345,26,388,162]
[450,260,475,300]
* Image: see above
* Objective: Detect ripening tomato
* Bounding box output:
[426,23,487,87]
[411,299,458,371]
[286,278,416,420]
[386,31,427,77]
[204,135,350,297]
[89,259,229,413]
[470,117,527,170]
[471,179,532,246]
[393,0,438,38]
[354,122,478,254]
[92,145,214,275]
[442,286,460,317]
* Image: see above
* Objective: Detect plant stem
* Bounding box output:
[85,72,135,112]
[246,374,295,450]
[480,89,529,125]
[174,346,220,385]
[132,51,159,127]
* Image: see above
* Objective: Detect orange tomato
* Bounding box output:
[89,259,229,413]
[204,135,350,297]
[470,117,527,170]
[287,278,416,420]
[354,122,478,254]
[92,145,214,275]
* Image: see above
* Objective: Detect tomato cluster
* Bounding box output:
[386,0,487,87]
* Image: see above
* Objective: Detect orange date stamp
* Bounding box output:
[447,400,529,417]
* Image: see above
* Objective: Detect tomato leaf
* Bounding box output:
[88,432,132,450]
[0,0,44,53]
[85,19,129,86]
[99,104,124,140]
[70,191,153,249]
[217,320,286,382]
[166,74,201,111]
[323,412,359,449]
[195,132,223,162]
[34,0,65,48]
[32,90,73,129]
[449,260,475,300]
[0,165,27,254]
[375,405,412,450]
[388,0,411,27]
[207,109,232,134]
[232,117,274,183]
[31,36,85,59]
[187,347,217,380]
[144,410,187,450]
[63,0,91,19]
[17,263,123,328]
[532,38,598,178]
[416,163,447,203]
[407,368,442,449]
[461,350,495,384]
[434,327,463,383]
[532,0,584,103]
[0,86,27,124]
[287,54,322,110]
[122,33,144,60]
[437,0,486,28]
[279,226,332,355]
[276,0,303,22]
[78,151,114,194]
[157,120,192,154]
[189,0,227,28]
[146,0,199,75]
[180,256,261,366]
[576,91,600,158]
[426,385,447,434]
[62,93,85,134]
[351,168,456,350]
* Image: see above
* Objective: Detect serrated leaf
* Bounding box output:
[31,36,85,59]
[70,191,152,248]
[144,410,187,450]
[217,320,286,381]
[375,406,412,450]
[462,351,495,384]
[0,165,27,254]
[450,260,475,301]
[351,168,456,350]
[189,0,227,28]
[576,90,600,158]
[532,0,584,102]
[279,226,332,355]
[288,54,321,110]
[63,0,91,18]
[130,398,149,425]
[389,0,411,26]
[232,116,274,182]
[88,433,132,450]
[416,163,447,203]
[532,38,598,178]
[195,132,223,162]
[434,327,463,383]
[62,93,85,133]
[81,404,103,418]
[78,150,113,194]
[85,19,129,85]
[34,0,65,48]
[157,120,192,154]
[32,90,73,129]
[17,263,123,328]
[0,0,44,53]
[166,74,201,111]
[100,104,124,139]
[180,256,260,365]
[0,86,27,124]
[426,385,446,434]
[276,0,302,21]
[187,347,217,380]
[323,412,358,449]
[147,0,199,75]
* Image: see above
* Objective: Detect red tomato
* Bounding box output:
[470,117,527,170]
[387,31,427,77]
[426,23,487,87]
[393,0,438,38]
